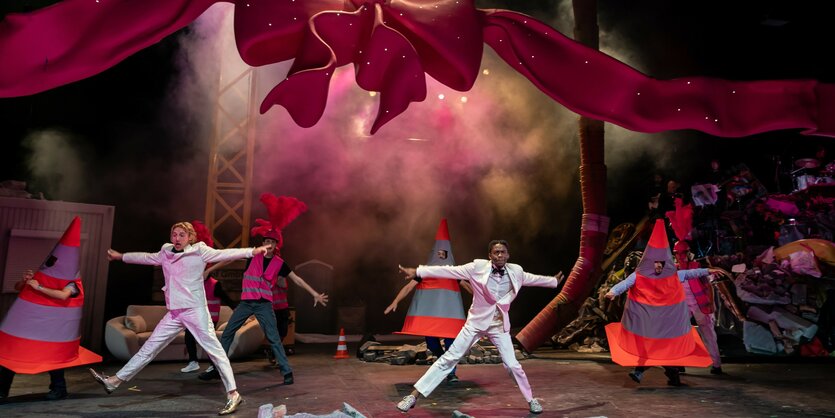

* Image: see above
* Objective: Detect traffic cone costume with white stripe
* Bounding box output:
[604,219,712,367]
[396,219,466,339]
[333,328,350,359]
[0,216,102,374]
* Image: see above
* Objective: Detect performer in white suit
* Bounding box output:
[89,221,268,415]
[396,240,564,415]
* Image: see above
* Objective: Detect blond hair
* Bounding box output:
[170,222,197,244]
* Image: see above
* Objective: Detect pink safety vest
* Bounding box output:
[271,276,289,310]
[241,253,284,302]
[204,276,221,322]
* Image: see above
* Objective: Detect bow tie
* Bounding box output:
[492,267,506,276]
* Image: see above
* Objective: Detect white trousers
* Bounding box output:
[116,307,237,393]
[414,322,533,402]
[683,284,722,367]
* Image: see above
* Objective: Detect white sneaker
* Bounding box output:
[396,395,416,412]
[181,361,200,373]
[529,398,543,414]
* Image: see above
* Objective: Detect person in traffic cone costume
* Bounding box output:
[333,328,350,359]
[199,194,328,387]
[0,216,101,401]
[385,219,471,382]
[605,219,727,386]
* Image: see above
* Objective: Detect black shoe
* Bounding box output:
[446,373,460,383]
[664,369,682,386]
[283,373,294,385]
[628,371,642,383]
[45,389,68,401]
[198,368,220,381]
[710,366,724,375]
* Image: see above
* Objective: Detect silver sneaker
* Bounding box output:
[396,394,416,412]
[218,393,243,415]
[181,361,200,373]
[529,398,543,414]
[89,368,117,394]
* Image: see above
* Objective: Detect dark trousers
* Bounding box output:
[0,366,66,396]
[184,320,218,362]
[275,308,290,340]
[425,337,457,375]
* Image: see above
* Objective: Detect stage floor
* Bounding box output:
[1,343,834,417]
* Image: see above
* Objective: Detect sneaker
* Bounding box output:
[181,361,200,373]
[628,370,643,383]
[446,373,460,383]
[198,367,220,381]
[283,372,294,385]
[710,366,724,375]
[218,392,243,415]
[529,398,543,414]
[89,368,117,394]
[45,389,68,401]
[396,394,416,412]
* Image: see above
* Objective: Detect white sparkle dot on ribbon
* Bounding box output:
[705,116,709,120]
[732,90,736,93]
[268,23,272,26]
[400,13,403,16]
[677,108,681,111]
[325,73,329,76]
[438,94,445,100]
[246,3,250,6]
[637,92,640,95]
[461,96,468,103]
[524,20,528,23]
[367,62,370,65]
[402,55,406,58]
[293,17,297,20]
[714,119,719,122]
[584,61,588,64]
[531,55,535,58]
[386,110,389,113]
[499,39,503,42]
[687,81,691,85]
[384,48,388,51]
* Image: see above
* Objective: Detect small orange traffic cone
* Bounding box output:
[333,328,350,359]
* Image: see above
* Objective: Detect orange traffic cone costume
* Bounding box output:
[605,219,712,367]
[397,219,466,339]
[333,328,350,359]
[0,216,101,374]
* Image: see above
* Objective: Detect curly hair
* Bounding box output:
[170,221,197,244]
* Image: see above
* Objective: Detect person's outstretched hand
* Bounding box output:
[384,302,398,314]
[398,264,416,281]
[252,245,270,256]
[314,292,329,307]
[107,249,123,261]
[555,271,565,283]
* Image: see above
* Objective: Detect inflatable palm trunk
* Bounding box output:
[0,216,101,374]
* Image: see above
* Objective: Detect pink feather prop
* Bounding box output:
[191,220,214,248]
[250,194,308,238]
[665,198,694,241]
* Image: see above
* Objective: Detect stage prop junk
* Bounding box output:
[1,0,833,136]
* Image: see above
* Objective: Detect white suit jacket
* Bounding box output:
[416,259,559,332]
[123,242,254,310]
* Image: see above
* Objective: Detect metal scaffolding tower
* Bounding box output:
[204,68,258,249]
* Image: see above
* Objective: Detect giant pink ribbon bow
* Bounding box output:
[1,0,833,136]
